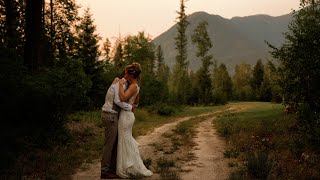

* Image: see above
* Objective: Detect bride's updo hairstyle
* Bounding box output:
[126,62,141,79]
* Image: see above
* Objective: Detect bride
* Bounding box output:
[116,63,153,178]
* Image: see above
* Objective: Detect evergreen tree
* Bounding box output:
[112,37,124,70]
[251,59,264,100]
[76,7,103,107]
[259,62,273,102]
[175,0,189,69]
[156,45,170,103]
[156,45,169,85]
[102,37,111,61]
[191,20,213,104]
[76,8,101,74]
[169,0,191,104]
[156,45,164,76]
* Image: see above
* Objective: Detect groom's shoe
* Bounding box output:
[101,172,119,179]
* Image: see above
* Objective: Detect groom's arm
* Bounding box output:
[113,82,133,111]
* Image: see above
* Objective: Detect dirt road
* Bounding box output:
[180,117,232,180]
[72,104,246,180]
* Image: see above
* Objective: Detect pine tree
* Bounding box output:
[102,37,111,61]
[76,7,101,75]
[170,0,191,104]
[175,0,189,69]
[156,45,169,84]
[112,37,124,70]
[251,59,264,100]
[76,7,103,107]
[156,45,170,103]
[156,45,164,74]
[259,63,273,102]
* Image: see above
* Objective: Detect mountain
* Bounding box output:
[152,11,292,73]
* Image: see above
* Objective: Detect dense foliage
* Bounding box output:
[268,0,320,148]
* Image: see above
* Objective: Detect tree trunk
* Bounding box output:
[4,0,18,50]
[50,0,54,62]
[24,0,43,73]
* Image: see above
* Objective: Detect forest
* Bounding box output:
[0,0,319,179]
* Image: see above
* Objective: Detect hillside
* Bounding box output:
[152,11,292,73]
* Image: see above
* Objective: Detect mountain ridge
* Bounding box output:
[152,11,292,73]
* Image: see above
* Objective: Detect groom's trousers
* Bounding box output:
[101,111,119,173]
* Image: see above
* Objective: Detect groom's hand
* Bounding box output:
[112,77,119,84]
[119,78,127,85]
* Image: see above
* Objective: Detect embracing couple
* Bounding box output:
[100,62,153,179]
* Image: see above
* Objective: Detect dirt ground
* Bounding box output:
[180,117,233,180]
[72,104,247,180]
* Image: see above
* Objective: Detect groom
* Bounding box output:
[100,71,136,179]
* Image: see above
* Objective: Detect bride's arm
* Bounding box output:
[113,82,133,111]
[119,78,137,102]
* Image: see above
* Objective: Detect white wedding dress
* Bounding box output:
[116,84,153,178]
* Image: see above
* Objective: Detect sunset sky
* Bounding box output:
[76,0,301,42]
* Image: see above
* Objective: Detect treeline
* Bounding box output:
[1,0,319,177]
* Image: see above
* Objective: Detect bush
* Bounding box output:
[28,60,92,113]
[224,148,240,158]
[246,151,273,179]
[157,105,176,116]
[140,73,169,106]
[297,103,320,150]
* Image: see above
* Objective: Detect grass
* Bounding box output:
[215,102,320,179]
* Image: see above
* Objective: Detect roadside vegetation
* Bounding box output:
[215,102,320,179]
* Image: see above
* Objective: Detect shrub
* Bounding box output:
[224,148,240,158]
[246,151,273,179]
[157,105,176,116]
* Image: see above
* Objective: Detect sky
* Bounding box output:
[76,0,301,43]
